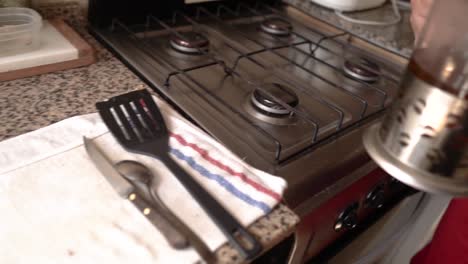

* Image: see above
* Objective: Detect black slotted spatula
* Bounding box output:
[96,89,262,260]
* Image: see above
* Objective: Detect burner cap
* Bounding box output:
[170,32,210,54]
[260,17,292,36]
[251,83,299,116]
[343,58,381,82]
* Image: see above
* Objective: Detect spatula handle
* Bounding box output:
[162,155,263,260]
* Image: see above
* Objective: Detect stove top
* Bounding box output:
[90,1,404,209]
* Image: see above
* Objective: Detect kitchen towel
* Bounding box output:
[0,94,287,264]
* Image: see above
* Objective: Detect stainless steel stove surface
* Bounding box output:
[89,0,408,262]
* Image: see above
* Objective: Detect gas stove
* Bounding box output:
[89,0,409,261]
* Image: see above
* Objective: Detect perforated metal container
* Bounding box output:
[363,0,468,196]
[364,74,468,195]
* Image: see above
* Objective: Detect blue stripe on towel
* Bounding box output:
[170,148,272,214]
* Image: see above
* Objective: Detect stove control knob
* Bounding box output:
[334,202,359,232]
[365,184,385,209]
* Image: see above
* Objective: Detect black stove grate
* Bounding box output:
[91,0,400,166]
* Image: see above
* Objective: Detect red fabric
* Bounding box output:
[411,198,468,264]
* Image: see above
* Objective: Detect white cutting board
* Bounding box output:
[0,20,78,73]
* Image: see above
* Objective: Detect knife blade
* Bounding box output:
[83,137,134,197]
[83,136,189,249]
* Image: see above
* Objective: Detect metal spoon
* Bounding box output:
[115,160,214,263]
[115,160,189,249]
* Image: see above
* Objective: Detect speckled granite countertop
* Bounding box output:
[0,3,299,263]
[285,0,414,58]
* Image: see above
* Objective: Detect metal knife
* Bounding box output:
[83,136,189,249]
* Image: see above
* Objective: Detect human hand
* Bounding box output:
[411,0,434,41]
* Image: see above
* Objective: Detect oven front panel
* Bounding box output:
[297,168,407,261]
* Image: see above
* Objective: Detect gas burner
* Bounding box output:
[251,83,299,117]
[260,17,293,36]
[343,58,381,83]
[169,31,210,54]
